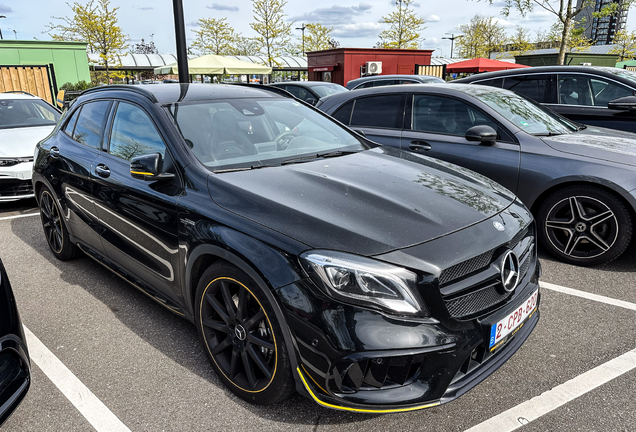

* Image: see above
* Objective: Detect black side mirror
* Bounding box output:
[353,129,366,137]
[465,125,497,145]
[607,96,636,111]
[130,153,174,181]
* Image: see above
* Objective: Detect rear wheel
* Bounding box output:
[195,262,294,404]
[39,186,81,260]
[537,185,633,266]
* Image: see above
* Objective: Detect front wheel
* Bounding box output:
[537,185,633,266]
[195,262,294,404]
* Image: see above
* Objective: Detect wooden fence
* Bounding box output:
[415,64,447,79]
[0,65,57,105]
[624,66,636,72]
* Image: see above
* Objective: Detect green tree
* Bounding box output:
[508,26,533,57]
[547,21,592,52]
[234,37,262,56]
[609,29,636,61]
[303,23,335,53]
[191,17,239,55]
[377,0,426,49]
[46,0,128,82]
[250,0,293,67]
[484,0,634,65]
[456,15,507,59]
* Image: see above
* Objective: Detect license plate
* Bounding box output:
[489,289,539,351]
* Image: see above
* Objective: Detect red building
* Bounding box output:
[307,48,434,87]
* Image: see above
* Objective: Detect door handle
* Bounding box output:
[409,141,432,151]
[95,164,111,178]
[50,147,60,158]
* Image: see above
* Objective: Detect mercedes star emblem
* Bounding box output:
[501,251,520,292]
[493,221,505,231]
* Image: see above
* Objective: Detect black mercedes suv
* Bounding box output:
[33,84,540,412]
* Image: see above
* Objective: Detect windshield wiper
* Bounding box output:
[280,149,360,165]
[533,131,564,137]
[212,164,277,173]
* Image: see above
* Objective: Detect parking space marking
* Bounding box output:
[0,212,40,221]
[540,281,636,312]
[464,347,636,432]
[23,325,132,432]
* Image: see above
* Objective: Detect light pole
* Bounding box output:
[171,0,189,83]
[13,30,16,40]
[0,16,6,40]
[435,47,443,58]
[442,33,463,59]
[295,23,306,55]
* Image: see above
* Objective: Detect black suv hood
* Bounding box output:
[207,148,516,256]
[542,126,636,167]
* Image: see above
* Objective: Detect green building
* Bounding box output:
[0,40,91,90]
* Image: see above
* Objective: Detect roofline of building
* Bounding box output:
[0,40,88,49]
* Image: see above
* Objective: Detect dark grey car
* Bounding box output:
[346,74,445,90]
[316,84,636,266]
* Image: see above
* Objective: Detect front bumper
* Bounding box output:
[0,162,34,201]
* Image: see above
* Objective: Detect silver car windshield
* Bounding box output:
[168,98,364,170]
[0,99,61,129]
[469,88,577,136]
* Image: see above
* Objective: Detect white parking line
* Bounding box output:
[0,212,40,221]
[23,325,131,432]
[540,281,636,311]
[464,347,636,431]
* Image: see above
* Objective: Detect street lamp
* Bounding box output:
[13,30,17,40]
[295,23,306,55]
[442,33,463,59]
[0,16,6,40]
[435,47,443,58]
[171,0,189,83]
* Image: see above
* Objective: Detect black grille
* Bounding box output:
[445,282,512,319]
[331,353,425,393]
[0,179,33,197]
[439,250,494,285]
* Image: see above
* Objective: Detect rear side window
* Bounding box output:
[63,107,81,136]
[332,101,354,125]
[350,95,403,129]
[71,101,111,149]
[503,76,551,103]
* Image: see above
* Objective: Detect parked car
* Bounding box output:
[0,92,61,201]
[317,83,636,266]
[0,257,31,427]
[454,66,636,133]
[268,81,348,105]
[346,74,445,90]
[33,84,540,412]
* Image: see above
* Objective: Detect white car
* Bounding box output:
[0,92,61,201]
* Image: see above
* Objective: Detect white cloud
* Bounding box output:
[426,14,441,22]
[332,22,383,38]
[492,17,514,27]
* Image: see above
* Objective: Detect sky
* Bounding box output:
[3,0,636,57]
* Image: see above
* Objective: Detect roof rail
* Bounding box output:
[79,85,158,103]
[223,82,294,99]
[2,90,36,97]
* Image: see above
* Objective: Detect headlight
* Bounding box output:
[0,157,32,167]
[300,250,428,316]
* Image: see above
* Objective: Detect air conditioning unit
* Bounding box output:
[365,61,382,76]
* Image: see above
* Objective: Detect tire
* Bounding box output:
[39,186,81,261]
[194,262,294,404]
[537,185,633,266]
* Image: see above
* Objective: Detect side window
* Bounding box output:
[357,82,375,89]
[412,94,503,138]
[503,76,550,103]
[350,95,403,129]
[373,80,398,88]
[589,78,635,106]
[558,75,594,106]
[474,78,504,88]
[108,102,165,161]
[284,85,308,101]
[332,101,354,125]
[63,107,81,136]
[71,101,111,149]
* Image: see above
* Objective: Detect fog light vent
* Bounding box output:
[331,354,426,393]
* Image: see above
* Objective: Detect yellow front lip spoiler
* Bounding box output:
[296,366,440,413]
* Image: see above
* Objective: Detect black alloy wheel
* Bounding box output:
[195,262,294,404]
[537,185,633,266]
[39,186,81,260]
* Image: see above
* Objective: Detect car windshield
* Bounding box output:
[167,98,365,171]
[467,87,577,136]
[0,98,61,129]
[310,84,348,98]
[597,67,636,86]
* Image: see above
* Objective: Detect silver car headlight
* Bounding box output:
[300,250,429,316]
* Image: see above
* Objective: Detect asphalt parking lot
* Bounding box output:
[1,198,635,432]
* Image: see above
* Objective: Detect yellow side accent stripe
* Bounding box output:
[296,366,441,413]
[130,171,155,176]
